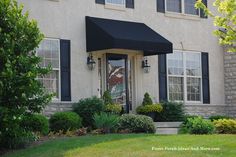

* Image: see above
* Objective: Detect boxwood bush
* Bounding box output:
[142,92,153,106]
[49,112,82,132]
[213,119,236,134]
[155,101,185,122]
[180,117,215,134]
[21,114,49,135]
[118,114,156,133]
[73,97,105,127]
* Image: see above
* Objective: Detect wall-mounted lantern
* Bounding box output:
[142,57,150,73]
[87,53,96,70]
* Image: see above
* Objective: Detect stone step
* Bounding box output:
[155,122,182,128]
[154,122,182,135]
[156,128,179,135]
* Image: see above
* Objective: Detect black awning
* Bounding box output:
[86,16,173,56]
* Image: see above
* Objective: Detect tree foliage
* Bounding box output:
[195,0,236,52]
[0,0,52,148]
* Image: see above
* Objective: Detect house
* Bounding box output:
[18,0,236,117]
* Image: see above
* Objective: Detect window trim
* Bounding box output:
[37,38,61,102]
[105,0,126,8]
[167,50,202,103]
[165,0,200,17]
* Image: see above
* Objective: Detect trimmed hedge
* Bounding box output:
[136,104,163,114]
[118,114,156,133]
[73,97,105,127]
[21,114,49,135]
[49,112,82,132]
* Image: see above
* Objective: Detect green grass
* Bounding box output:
[3,134,236,157]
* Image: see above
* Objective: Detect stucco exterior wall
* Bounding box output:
[18,0,227,116]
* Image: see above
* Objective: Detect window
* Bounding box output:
[166,0,199,15]
[168,52,184,101]
[166,0,182,13]
[186,53,201,101]
[184,0,199,15]
[167,51,202,102]
[105,0,125,6]
[37,39,60,99]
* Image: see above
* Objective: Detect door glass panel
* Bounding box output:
[107,56,126,106]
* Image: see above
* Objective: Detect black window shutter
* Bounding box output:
[95,0,105,4]
[200,0,208,18]
[158,54,167,102]
[126,0,134,8]
[201,52,210,104]
[157,0,165,13]
[60,39,71,101]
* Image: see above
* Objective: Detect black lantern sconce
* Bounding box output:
[87,54,96,70]
[142,57,150,73]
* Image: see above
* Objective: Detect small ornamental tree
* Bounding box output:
[195,0,236,52]
[142,92,153,106]
[0,0,52,148]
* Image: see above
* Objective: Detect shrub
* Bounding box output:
[73,97,105,127]
[179,115,201,134]
[142,93,153,106]
[102,91,113,105]
[118,114,156,133]
[0,126,35,149]
[136,104,163,114]
[155,101,185,122]
[213,119,236,134]
[182,115,201,125]
[209,115,232,121]
[181,117,215,134]
[49,112,82,132]
[0,0,52,149]
[93,112,119,133]
[21,114,49,135]
[105,104,122,114]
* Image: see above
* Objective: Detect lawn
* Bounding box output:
[3,134,236,157]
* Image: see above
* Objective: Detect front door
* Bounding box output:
[106,54,129,113]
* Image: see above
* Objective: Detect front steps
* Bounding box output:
[154,122,182,135]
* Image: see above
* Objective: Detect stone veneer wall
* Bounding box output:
[224,52,236,117]
[42,103,73,117]
[184,105,229,118]
[43,103,232,118]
